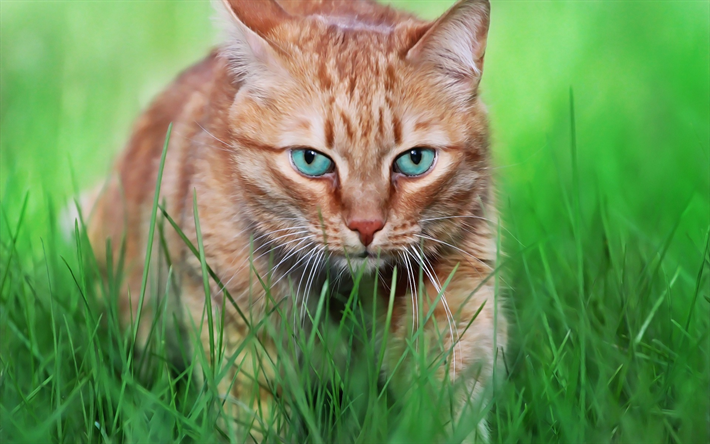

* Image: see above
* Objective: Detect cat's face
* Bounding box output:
[221,0,490,272]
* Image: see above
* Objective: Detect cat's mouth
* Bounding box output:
[346,248,388,260]
[330,250,390,274]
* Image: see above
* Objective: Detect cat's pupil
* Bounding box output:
[410,149,422,165]
[304,150,316,164]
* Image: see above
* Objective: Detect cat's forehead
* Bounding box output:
[279,27,417,151]
[290,23,405,78]
[311,14,399,34]
[280,74,453,171]
[273,21,461,165]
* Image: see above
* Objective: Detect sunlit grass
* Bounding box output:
[0,131,489,442]
[1,0,709,442]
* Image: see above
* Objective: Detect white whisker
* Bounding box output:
[295,247,320,324]
[218,225,308,285]
[195,121,232,149]
[415,234,491,272]
[249,238,316,307]
[266,238,312,278]
[420,215,521,245]
[218,235,311,295]
[332,265,349,290]
[408,245,460,378]
[269,241,318,287]
[420,215,491,223]
[300,249,324,322]
[400,251,419,335]
[377,267,390,293]
[232,229,310,272]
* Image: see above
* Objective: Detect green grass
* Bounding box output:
[1,0,709,442]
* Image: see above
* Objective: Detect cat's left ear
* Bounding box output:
[219,0,293,89]
[406,0,490,92]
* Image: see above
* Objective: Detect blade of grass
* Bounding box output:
[192,190,216,375]
[0,192,28,296]
[129,123,172,367]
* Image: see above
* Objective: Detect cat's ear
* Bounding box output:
[219,0,293,87]
[406,0,490,92]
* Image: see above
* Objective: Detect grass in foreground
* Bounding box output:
[1,97,709,442]
[0,129,491,443]
[1,0,709,442]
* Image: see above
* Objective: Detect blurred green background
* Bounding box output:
[1,0,709,442]
[2,0,708,253]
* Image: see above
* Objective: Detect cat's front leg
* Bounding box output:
[447,278,507,443]
[179,270,285,443]
[385,273,507,443]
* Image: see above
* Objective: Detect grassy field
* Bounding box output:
[1,0,709,442]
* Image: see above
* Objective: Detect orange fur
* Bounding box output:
[86,0,507,441]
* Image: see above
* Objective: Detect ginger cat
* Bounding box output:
[85,0,506,441]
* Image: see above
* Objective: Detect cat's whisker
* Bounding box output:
[237,225,309,259]
[420,215,492,223]
[169,127,234,155]
[253,228,311,249]
[408,245,460,378]
[420,215,522,245]
[455,223,523,250]
[276,217,310,222]
[229,221,307,248]
[414,234,492,272]
[376,267,391,293]
[406,247,443,360]
[236,229,311,268]
[250,238,315,306]
[298,249,322,323]
[398,251,412,326]
[219,225,309,280]
[257,225,311,236]
[195,121,232,149]
[269,240,319,288]
[231,234,311,279]
[332,265,349,290]
[268,237,312,273]
[292,249,312,326]
[305,248,327,305]
[409,253,421,335]
[295,246,322,324]
[217,235,311,296]
[399,251,419,335]
[302,249,326,321]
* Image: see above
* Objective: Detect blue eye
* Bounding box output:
[394,148,436,176]
[291,149,334,177]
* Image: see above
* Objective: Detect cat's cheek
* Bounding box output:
[267,159,341,224]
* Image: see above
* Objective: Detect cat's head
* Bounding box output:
[218,0,491,273]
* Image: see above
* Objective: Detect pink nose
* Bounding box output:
[347,219,385,247]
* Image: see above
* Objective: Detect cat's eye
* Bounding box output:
[393,148,436,177]
[290,149,334,177]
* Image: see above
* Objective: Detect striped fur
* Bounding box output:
[86,0,506,441]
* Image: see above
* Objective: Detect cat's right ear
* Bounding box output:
[218,0,293,88]
[405,0,490,94]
